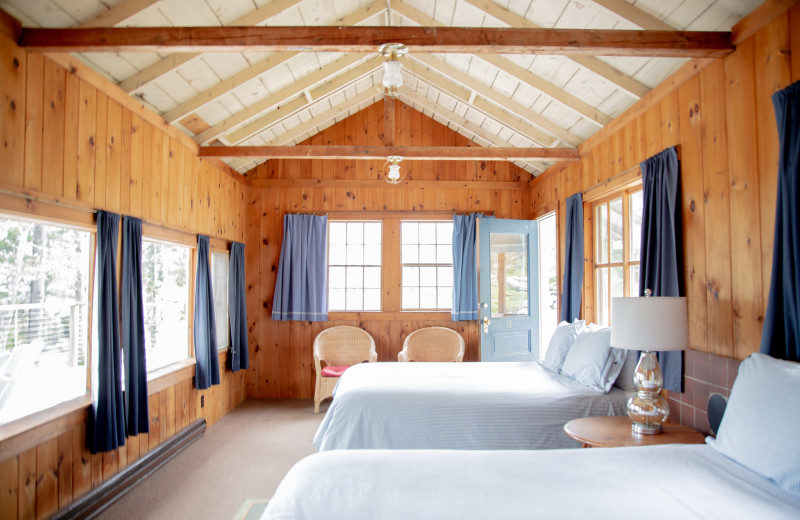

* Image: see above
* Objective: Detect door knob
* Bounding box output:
[483,316,490,333]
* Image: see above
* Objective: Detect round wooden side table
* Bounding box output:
[564,416,706,448]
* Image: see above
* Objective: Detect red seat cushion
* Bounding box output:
[321,365,349,377]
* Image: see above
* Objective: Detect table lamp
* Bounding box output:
[610,291,688,434]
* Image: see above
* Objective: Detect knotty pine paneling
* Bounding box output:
[244,99,531,399]
[530,9,798,366]
[0,34,248,520]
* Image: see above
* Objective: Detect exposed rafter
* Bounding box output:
[413,54,583,145]
[225,59,381,145]
[391,0,612,127]
[118,0,306,92]
[78,0,161,28]
[199,145,578,161]
[194,53,371,145]
[460,0,652,98]
[20,26,733,57]
[162,0,386,124]
[590,0,676,31]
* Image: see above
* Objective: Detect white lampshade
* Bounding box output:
[382,60,403,89]
[610,296,688,351]
[387,163,401,181]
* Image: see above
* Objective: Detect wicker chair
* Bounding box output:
[313,326,377,413]
[398,327,465,362]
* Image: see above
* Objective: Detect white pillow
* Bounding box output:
[561,326,626,393]
[614,349,640,391]
[710,353,800,495]
[540,320,584,373]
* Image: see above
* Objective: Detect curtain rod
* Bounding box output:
[0,188,98,214]
[581,164,641,195]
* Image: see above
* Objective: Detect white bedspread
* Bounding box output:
[262,444,800,520]
[313,361,629,451]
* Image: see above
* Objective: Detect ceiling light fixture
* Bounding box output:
[379,43,408,97]
[384,155,404,184]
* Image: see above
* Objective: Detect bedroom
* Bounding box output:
[0,0,798,518]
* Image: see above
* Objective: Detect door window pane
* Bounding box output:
[490,233,528,317]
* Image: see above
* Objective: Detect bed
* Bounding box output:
[313,361,630,451]
[267,353,800,520]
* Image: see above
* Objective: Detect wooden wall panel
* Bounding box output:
[530,10,798,363]
[0,37,248,520]
[246,100,529,399]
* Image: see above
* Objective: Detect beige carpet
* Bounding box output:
[98,399,326,520]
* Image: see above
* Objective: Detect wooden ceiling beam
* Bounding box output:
[391,0,611,128]
[247,178,530,190]
[19,26,733,58]
[117,0,306,92]
[461,0,651,98]
[199,145,578,161]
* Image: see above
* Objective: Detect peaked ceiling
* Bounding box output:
[0,0,763,176]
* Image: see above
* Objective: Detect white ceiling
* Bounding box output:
[0,0,763,175]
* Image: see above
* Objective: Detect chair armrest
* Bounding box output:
[398,351,407,362]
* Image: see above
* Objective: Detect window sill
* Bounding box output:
[147,358,196,395]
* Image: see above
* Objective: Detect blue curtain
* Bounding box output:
[561,193,584,322]
[452,214,479,321]
[121,217,149,436]
[639,146,684,392]
[761,81,800,361]
[228,242,249,372]
[272,214,328,321]
[194,235,220,390]
[91,211,125,453]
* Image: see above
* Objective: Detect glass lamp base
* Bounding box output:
[627,350,670,435]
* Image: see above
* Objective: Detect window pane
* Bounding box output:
[630,265,640,296]
[596,204,608,264]
[210,252,229,350]
[420,266,437,287]
[438,287,451,309]
[437,244,452,264]
[401,244,418,264]
[329,244,346,265]
[403,266,419,286]
[329,289,345,311]
[363,244,381,265]
[143,240,190,372]
[401,222,417,244]
[490,233,528,317]
[346,266,363,289]
[345,289,362,311]
[610,198,623,263]
[437,222,453,244]
[596,267,609,327]
[346,244,363,264]
[419,244,436,263]
[364,223,382,244]
[418,223,436,244]
[0,217,90,425]
[329,266,346,289]
[437,266,453,286]
[346,222,363,244]
[364,267,381,289]
[363,289,380,311]
[630,190,643,262]
[329,222,346,244]
[420,287,437,309]
[402,286,419,309]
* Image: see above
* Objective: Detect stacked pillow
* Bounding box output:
[540,321,628,393]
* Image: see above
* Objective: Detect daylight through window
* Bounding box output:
[401,222,453,310]
[328,221,382,311]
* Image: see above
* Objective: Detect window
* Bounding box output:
[328,221,382,311]
[0,216,91,425]
[401,221,453,310]
[594,188,643,326]
[536,212,558,359]
[142,239,191,371]
[211,251,229,350]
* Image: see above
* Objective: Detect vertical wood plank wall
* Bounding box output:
[530,9,798,363]
[0,35,248,520]
[244,100,531,399]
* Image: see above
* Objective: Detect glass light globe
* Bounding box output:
[382,60,403,89]
[388,163,401,181]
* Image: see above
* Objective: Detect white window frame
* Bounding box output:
[400,220,454,311]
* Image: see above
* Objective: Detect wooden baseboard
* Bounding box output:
[52,419,206,520]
